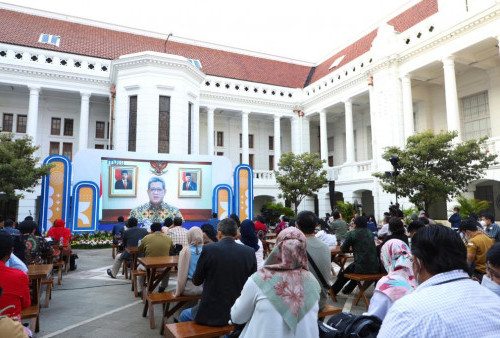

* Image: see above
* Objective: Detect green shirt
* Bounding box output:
[330,219,348,240]
[341,228,379,274]
[138,232,172,257]
[129,201,183,224]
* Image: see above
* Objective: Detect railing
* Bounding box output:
[328,160,374,182]
[484,136,500,155]
[253,170,276,186]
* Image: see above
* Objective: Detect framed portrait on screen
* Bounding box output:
[109,166,138,197]
[178,168,201,198]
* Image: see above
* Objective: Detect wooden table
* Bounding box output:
[139,256,178,328]
[28,264,53,306]
[330,246,353,273]
[265,232,277,239]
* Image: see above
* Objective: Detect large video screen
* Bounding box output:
[100,157,212,223]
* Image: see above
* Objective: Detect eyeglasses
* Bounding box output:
[486,263,500,279]
[148,188,164,193]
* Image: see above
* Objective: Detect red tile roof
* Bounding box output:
[309,0,438,84]
[0,0,438,88]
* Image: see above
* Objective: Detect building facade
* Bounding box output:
[2,0,500,221]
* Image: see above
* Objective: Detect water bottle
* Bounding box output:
[59,237,64,246]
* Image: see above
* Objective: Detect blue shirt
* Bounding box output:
[6,253,28,273]
[448,213,462,229]
[486,223,500,241]
[3,227,20,236]
[379,270,500,337]
[187,245,202,279]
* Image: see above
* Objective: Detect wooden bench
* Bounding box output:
[318,304,342,321]
[41,277,53,308]
[143,291,202,330]
[21,304,40,333]
[164,321,234,338]
[53,260,64,285]
[131,269,146,297]
[344,273,386,309]
[112,243,118,259]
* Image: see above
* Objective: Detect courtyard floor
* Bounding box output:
[33,248,371,337]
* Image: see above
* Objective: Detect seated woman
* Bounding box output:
[18,220,53,265]
[376,217,409,263]
[200,224,217,244]
[46,219,72,262]
[231,227,320,337]
[275,215,289,235]
[367,239,415,320]
[236,220,264,270]
[331,215,379,295]
[175,227,204,297]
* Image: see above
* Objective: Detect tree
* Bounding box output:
[373,130,497,213]
[274,152,328,214]
[0,134,53,198]
[455,195,490,219]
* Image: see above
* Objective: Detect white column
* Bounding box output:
[302,115,310,154]
[319,109,328,162]
[79,91,91,152]
[206,107,215,156]
[291,116,300,154]
[27,86,40,145]
[273,115,281,169]
[192,104,200,155]
[345,99,355,163]
[242,111,250,164]
[401,75,414,141]
[442,57,461,140]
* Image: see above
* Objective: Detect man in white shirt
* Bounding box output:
[379,225,500,337]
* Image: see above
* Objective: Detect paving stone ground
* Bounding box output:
[32,248,371,337]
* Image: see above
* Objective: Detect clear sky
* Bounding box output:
[2,0,411,62]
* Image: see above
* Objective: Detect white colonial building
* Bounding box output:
[2,0,500,221]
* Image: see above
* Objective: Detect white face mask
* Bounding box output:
[480,220,487,227]
[481,276,500,297]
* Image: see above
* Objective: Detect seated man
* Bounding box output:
[180,218,257,326]
[329,211,347,243]
[167,217,189,250]
[460,218,494,281]
[107,217,148,279]
[482,242,500,296]
[379,225,500,337]
[296,210,333,310]
[0,286,29,338]
[137,222,173,296]
[112,216,126,245]
[0,230,30,320]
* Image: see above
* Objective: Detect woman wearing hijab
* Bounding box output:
[236,220,264,270]
[175,227,204,297]
[367,239,416,320]
[231,227,320,337]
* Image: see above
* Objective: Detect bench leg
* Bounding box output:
[45,283,52,308]
[57,268,62,285]
[352,281,374,309]
[149,299,155,329]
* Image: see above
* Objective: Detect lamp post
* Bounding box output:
[385,155,401,204]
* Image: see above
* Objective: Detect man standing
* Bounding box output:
[179,218,256,325]
[448,207,462,230]
[329,211,347,242]
[182,173,197,191]
[129,177,183,224]
[379,225,500,337]
[107,217,148,279]
[115,170,132,190]
[296,211,332,310]
[482,213,500,242]
[137,222,173,295]
[460,218,494,281]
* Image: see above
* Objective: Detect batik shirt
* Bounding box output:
[22,234,53,265]
[129,202,183,224]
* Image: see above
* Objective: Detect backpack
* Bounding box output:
[325,312,382,338]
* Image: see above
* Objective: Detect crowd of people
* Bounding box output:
[2,205,500,337]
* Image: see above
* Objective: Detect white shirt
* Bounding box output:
[379,270,500,337]
[231,278,319,338]
[236,239,264,270]
[378,223,390,237]
[365,290,392,320]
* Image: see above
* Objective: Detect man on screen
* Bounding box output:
[129,177,183,224]
[115,170,132,190]
[182,172,197,191]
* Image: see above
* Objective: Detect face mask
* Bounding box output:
[481,276,500,297]
[480,220,487,227]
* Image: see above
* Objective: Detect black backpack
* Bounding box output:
[321,312,382,338]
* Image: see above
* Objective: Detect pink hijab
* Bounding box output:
[376,239,416,301]
[252,227,320,333]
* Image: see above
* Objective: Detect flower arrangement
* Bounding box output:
[71,231,113,249]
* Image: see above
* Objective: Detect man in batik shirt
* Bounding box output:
[129,177,183,225]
